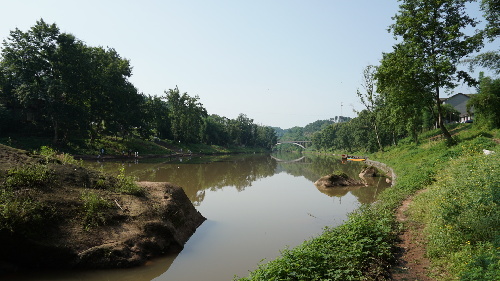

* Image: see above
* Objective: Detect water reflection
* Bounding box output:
[87,153,389,208]
[7,153,390,281]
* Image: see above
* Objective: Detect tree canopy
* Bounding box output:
[0,20,277,149]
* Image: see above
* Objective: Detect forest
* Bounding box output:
[306,0,499,153]
[1,0,499,155]
[0,20,277,150]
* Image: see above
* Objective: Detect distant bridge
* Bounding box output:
[275,140,312,149]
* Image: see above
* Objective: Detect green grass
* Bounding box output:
[38,145,82,165]
[236,206,395,281]
[410,153,499,280]
[235,126,500,280]
[0,145,148,234]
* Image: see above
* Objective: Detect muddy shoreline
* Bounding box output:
[0,144,206,273]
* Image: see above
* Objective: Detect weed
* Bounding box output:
[39,146,81,165]
[115,166,145,196]
[5,164,55,189]
[0,189,47,235]
[80,190,112,230]
[237,126,499,280]
[411,153,500,279]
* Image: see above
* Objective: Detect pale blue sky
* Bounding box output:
[0,0,497,129]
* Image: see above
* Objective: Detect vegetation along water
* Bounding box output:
[1,0,499,279]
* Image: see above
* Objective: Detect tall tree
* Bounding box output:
[165,87,207,143]
[357,65,384,151]
[376,45,433,143]
[85,46,139,140]
[390,0,484,143]
[467,50,500,75]
[1,19,91,142]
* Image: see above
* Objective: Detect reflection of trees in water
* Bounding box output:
[115,154,278,204]
[86,153,390,206]
[277,154,390,203]
[278,154,362,182]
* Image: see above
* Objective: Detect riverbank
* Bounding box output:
[0,136,270,159]
[235,126,500,280]
[0,144,205,274]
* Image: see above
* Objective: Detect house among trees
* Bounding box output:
[441,93,474,123]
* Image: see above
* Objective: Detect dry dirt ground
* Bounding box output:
[391,190,433,281]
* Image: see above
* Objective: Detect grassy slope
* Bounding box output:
[235,125,499,280]
[0,136,268,156]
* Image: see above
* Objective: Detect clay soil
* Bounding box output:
[0,144,205,272]
[391,190,432,281]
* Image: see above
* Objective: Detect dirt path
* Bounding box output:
[391,190,432,281]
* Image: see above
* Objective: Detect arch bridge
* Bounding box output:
[275,140,312,149]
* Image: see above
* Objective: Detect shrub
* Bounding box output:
[0,189,46,235]
[80,190,112,230]
[5,164,54,189]
[39,146,80,165]
[115,166,145,196]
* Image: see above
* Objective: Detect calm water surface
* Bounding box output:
[8,153,389,281]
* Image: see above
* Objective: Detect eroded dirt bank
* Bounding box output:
[0,144,205,272]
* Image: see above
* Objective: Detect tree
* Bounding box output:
[467,74,500,128]
[441,103,461,124]
[255,126,278,149]
[467,50,500,75]
[0,19,141,142]
[202,114,230,146]
[0,19,98,142]
[165,87,207,143]
[376,45,433,143]
[481,0,500,39]
[227,114,255,146]
[389,0,484,144]
[85,46,140,140]
[357,65,384,151]
[140,94,171,139]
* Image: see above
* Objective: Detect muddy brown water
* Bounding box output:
[7,153,389,281]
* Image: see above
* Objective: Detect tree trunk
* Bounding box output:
[373,122,384,152]
[435,88,455,144]
[52,119,59,144]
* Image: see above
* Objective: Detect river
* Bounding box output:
[8,153,389,281]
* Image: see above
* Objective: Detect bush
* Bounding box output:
[39,146,81,165]
[80,190,112,230]
[5,164,55,189]
[115,166,145,196]
[0,189,47,235]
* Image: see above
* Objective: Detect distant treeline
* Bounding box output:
[0,20,277,149]
[311,0,500,153]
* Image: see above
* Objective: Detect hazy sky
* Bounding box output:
[0,0,498,129]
